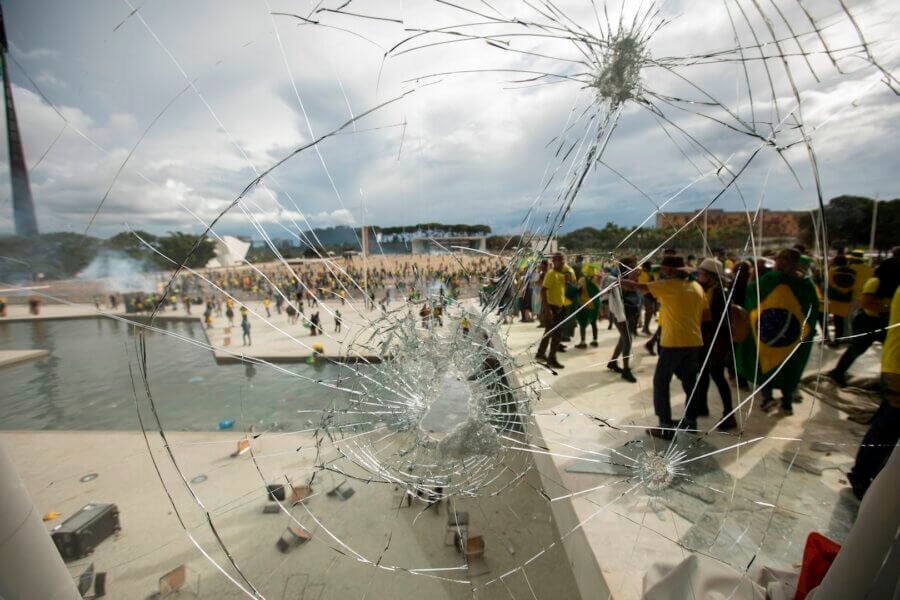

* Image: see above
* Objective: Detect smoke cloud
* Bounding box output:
[77,250,157,293]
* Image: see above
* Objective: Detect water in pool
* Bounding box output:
[0,318,355,431]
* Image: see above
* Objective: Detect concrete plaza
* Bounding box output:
[0,298,876,599]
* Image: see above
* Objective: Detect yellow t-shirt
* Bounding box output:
[850,262,873,300]
[543,269,568,307]
[861,276,892,318]
[882,287,900,376]
[647,278,704,347]
[562,265,576,306]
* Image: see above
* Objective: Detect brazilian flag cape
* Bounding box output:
[575,276,600,328]
[826,265,856,317]
[736,272,819,391]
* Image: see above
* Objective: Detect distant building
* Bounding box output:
[206,235,250,268]
[656,209,805,239]
[411,235,487,255]
[528,237,559,255]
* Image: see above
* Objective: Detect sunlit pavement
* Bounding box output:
[0,301,880,599]
[1,300,584,599]
[504,317,876,599]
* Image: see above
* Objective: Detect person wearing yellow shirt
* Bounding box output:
[687,258,737,431]
[828,258,899,387]
[623,255,704,439]
[559,261,578,346]
[848,250,874,304]
[536,253,569,369]
[847,282,900,500]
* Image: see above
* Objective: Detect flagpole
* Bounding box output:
[869,195,879,254]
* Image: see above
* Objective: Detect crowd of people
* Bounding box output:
[87,255,501,330]
[175,255,496,308]
[526,247,899,497]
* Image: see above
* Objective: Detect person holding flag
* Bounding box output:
[828,258,900,387]
[574,263,601,349]
[737,248,819,415]
[826,255,855,345]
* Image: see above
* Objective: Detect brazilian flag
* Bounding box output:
[737,271,819,392]
[575,275,600,328]
[826,265,856,317]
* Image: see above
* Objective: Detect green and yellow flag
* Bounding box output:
[737,271,819,392]
[826,265,856,317]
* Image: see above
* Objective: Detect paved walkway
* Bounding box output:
[3,430,580,599]
[503,318,873,599]
[0,300,878,599]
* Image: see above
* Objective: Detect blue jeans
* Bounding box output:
[653,346,700,425]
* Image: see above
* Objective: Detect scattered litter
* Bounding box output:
[326,480,355,500]
[276,526,311,553]
[230,438,250,457]
[218,419,235,430]
[51,503,120,560]
[190,474,207,484]
[267,484,286,501]
[43,511,62,522]
[158,564,199,596]
[188,376,205,384]
[80,472,98,483]
[291,485,313,505]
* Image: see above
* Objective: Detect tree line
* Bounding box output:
[555,196,898,254]
[0,231,216,281]
[1,196,891,281]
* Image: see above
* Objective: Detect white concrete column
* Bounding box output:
[0,441,80,599]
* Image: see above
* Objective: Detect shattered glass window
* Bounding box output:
[1,0,898,598]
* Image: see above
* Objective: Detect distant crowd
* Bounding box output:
[85,255,500,341]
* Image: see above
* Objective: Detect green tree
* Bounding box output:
[799,196,899,250]
[0,232,101,280]
[154,232,215,269]
[875,200,900,250]
[105,230,158,259]
[486,235,521,250]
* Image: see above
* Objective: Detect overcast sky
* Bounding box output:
[1,0,898,240]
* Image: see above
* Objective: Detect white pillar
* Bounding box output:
[0,441,80,599]
[869,197,879,254]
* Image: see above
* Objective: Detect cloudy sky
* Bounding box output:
[1,0,898,241]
